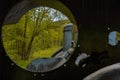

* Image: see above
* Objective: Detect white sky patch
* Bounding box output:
[108,31,118,46]
[33,6,68,22]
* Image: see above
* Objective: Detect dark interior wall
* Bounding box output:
[78,25,107,53]
[1,0,120,80]
[77,0,120,65]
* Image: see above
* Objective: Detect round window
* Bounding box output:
[108,31,120,46]
[2,0,78,72]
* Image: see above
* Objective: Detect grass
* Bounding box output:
[8,46,62,69]
[32,46,61,58]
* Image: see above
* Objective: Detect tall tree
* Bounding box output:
[2,6,70,60]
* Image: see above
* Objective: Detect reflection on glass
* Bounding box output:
[108,31,120,46]
[2,6,77,72]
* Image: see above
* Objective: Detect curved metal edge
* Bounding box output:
[83,63,120,80]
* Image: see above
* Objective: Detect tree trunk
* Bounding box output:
[21,15,27,60]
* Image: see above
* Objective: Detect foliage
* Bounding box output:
[2,6,70,68]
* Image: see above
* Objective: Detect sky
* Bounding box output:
[108,31,118,46]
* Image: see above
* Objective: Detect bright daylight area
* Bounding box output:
[2,6,71,69]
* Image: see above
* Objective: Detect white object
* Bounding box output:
[75,53,88,66]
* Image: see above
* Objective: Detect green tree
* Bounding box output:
[2,6,70,60]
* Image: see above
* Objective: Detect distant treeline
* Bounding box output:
[2,7,70,60]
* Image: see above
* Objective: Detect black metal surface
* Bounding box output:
[83,63,120,80]
[1,0,120,80]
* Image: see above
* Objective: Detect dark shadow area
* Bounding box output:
[1,0,120,80]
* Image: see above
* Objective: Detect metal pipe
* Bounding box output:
[63,23,73,51]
